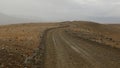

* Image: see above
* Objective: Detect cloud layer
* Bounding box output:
[0,0,120,23]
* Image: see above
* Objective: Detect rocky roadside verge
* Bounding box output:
[24,25,69,68]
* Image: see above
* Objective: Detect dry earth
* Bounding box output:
[44,21,120,68]
[0,21,120,68]
[0,23,58,68]
[65,21,120,48]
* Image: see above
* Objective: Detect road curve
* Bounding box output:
[44,28,120,68]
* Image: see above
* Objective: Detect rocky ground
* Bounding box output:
[65,21,120,48]
[0,21,120,68]
[0,23,58,68]
[44,23,120,68]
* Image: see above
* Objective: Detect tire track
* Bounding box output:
[59,31,101,68]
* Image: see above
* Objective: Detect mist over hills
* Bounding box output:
[0,13,41,25]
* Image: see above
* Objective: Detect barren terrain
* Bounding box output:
[0,21,120,68]
[0,23,58,67]
[44,21,120,68]
[66,21,120,48]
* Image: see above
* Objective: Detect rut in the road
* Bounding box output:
[44,28,120,68]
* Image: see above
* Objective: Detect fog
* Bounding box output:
[0,0,120,24]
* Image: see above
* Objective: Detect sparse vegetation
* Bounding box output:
[0,23,58,67]
[66,21,120,48]
[0,21,120,68]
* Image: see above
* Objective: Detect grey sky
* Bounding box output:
[0,0,120,23]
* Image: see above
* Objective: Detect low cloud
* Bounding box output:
[0,0,120,23]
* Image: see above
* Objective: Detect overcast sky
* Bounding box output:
[0,0,120,23]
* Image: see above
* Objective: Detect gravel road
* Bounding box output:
[44,28,120,68]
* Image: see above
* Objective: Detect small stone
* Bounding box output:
[2,47,5,50]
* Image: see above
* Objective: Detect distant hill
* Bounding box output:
[0,13,39,25]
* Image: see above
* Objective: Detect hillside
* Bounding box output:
[0,13,36,24]
[0,23,59,67]
[66,21,120,48]
[0,21,120,68]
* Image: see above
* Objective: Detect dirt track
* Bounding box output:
[44,28,120,68]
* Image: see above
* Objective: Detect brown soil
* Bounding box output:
[0,23,58,68]
[65,21,120,48]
